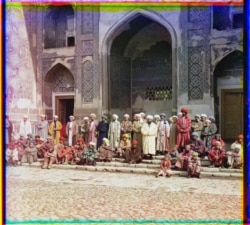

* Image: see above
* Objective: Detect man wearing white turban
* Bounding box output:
[108,114,121,150]
[141,115,157,157]
[66,115,78,146]
[35,115,48,140]
[19,115,32,137]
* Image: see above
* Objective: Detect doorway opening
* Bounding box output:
[55,95,74,137]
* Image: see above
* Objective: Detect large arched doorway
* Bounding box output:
[44,63,74,123]
[214,50,243,141]
[109,15,173,117]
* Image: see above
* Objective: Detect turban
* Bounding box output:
[195,114,200,118]
[191,132,199,137]
[102,115,107,120]
[146,115,153,120]
[238,134,244,139]
[23,115,28,119]
[124,114,130,118]
[200,114,207,118]
[154,115,160,118]
[77,138,84,143]
[131,140,138,145]
[171,115,178,119]
[112,114,118,120]
[69,115,74,119]
[40,114,46,118]
[123,134,129,139]
[90,113,96,118]
[89,142,96,146]
[53,115,58,119]
[209,116,215,121]
[160,113,166,117]
[59,137,65,141]
[140,112,145,116]
[215,134,221,137]
[83,117,89,120]
[135,114,141,118]
[102,138,110,145]
[181,108,188,113]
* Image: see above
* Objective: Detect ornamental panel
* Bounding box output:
[82,60,94,102]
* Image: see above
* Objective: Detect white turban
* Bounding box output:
[146,115,153,120]
[83,117,89,120]
[195,114,200,118]
[124,114,130,118]
[53,115,58,119]
[112,114,118,120]
[23,115,28,119]
[135,114,141,118]
[154,115,160,119]
[90,113,96,118]
[69,115,74,119]
[201,114,207,118]
[234,144,241,150]
[89,142,96,146]
[40,114,46,118]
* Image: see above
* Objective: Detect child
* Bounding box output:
[155,154,172,178]
[187,152,201,178]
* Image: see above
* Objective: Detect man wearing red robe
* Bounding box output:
[177,108,191,150]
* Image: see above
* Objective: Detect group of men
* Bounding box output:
[5,109,243,173]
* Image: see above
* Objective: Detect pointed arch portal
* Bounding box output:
[105,13,176,117]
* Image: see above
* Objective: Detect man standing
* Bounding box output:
[80,117,89,144]
[88,113,98,144]
[156,113,170,155]
[96,115,109,149]
[120,114,133,139]
[132,114,143,152]
[177,108,191,150]
[191,114,203,139]
[48,115,62,144]
[35,114,48,140]
[66,115,78,146]
[19,115,32,137]
[141,115,157,158]
[108,114,121,150]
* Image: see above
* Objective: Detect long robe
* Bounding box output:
[96,121,109,149]
[80,122,89,144]
[35,120,48,140]
[169,122,177,149]
[88,120,98,144]
[188,139,206,157]
[48,120,62,144]
[177,115,191,148]
[141,122,157,155]
[156,120,170,152]
[208,147,226,166]
[120,120,133,139]
[98,145,114,161]
[66,121,78,146]
[201,125,215,151]
[191,120,203,139]
[132,120,143,151]
[19,121,32,137]
[108,120,121,149]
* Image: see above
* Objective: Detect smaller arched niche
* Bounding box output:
[213,50,243,138]
[44,5,75,49]
[44,63,74,107]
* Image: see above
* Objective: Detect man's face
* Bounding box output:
[192,135,197,140]
[195,117,199,121]
[185,145,190,151]
[147,119,152,123]
[41,117,44,121]
[238,138,243,143]
[23,118,27,122]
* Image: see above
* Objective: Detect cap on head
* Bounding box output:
[191,132,199,137]
[132,140,138,145]
[181,108,188,113]
[146,115,153,120]
[238,134,244,139]
[89,142,96,146]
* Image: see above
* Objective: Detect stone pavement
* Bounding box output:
[5,166,243,225]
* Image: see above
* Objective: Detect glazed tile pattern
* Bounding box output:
[6,167,243,225]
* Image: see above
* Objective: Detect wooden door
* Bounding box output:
[221,89,244,140]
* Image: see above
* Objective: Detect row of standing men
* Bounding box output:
[13,108,219,157]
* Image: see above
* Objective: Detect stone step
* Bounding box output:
[35,158,242,173]
[113,157,211,167]
[19,161,243,179]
